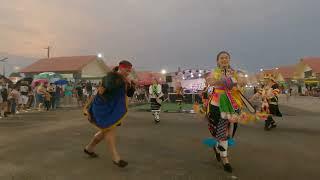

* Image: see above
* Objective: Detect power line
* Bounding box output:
[44,46,50,58]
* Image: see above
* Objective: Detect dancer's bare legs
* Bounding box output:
[85,131,105,153]
[84,128,127,167]
[84,128,121,160]
[104,128,121,162]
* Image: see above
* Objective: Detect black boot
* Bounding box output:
[113,160,128,168]
[264,125,271,131]
[270,121,277,129]
[213,147,221,162]
[265,116,272,131]
[223,163,233,173]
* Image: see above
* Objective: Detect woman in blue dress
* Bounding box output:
[83,60,135,168]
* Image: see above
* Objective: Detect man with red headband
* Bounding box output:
[83,60,135,168]
[113,61,136,97]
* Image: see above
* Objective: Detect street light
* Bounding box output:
[161,69,167,74]
[244,74,248,78]
[44,46,50,58]
[260,68,264,72]
[97,53,103,58]
[14,66,21,71]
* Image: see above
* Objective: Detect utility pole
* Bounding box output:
[0,57,8,77]
[44,46,50,58]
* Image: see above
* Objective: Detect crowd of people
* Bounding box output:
[0,80,105,118]
[0,82,34,118]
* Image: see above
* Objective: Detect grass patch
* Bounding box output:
[131,102,193,112]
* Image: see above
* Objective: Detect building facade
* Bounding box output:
[20,56,110,81]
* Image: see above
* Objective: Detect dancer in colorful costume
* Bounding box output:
[250,79,282,130]
[205,51,254,173]
[83,60,135,168]
[149,79,163,124]
[176,86,184,112]
[264,79,282,130]
[250,88,273,129]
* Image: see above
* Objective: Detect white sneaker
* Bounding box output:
[155,112,160,120]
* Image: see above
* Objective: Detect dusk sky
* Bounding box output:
[1,0,320,73]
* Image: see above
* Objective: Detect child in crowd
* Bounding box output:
[44,91,51,111]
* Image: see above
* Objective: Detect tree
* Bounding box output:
[9,72,22,77]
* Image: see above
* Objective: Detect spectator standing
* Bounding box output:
[64,83,73,107]
[47,83,55,110]
[54,85,62,108]
[36,83,46,111]
[75,83,84,107]
[19,84,29,111]
[9,87,20,114]
[44,91,51,111]
[1,86,9,117]
[86,82,93,98]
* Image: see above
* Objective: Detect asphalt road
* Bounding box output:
[0,105,319,180]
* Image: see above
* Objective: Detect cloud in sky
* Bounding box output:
[1,0,320,72]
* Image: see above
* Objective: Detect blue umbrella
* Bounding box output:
[54,79,68,85]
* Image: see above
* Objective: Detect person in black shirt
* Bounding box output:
[264,79,282,131]
[0,83,8,117]
[54,85,62,108]
[47,83,55,110]
[86,82,93,98]
[76,83,84,107]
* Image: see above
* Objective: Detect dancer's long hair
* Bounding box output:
[101,72,126,101]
